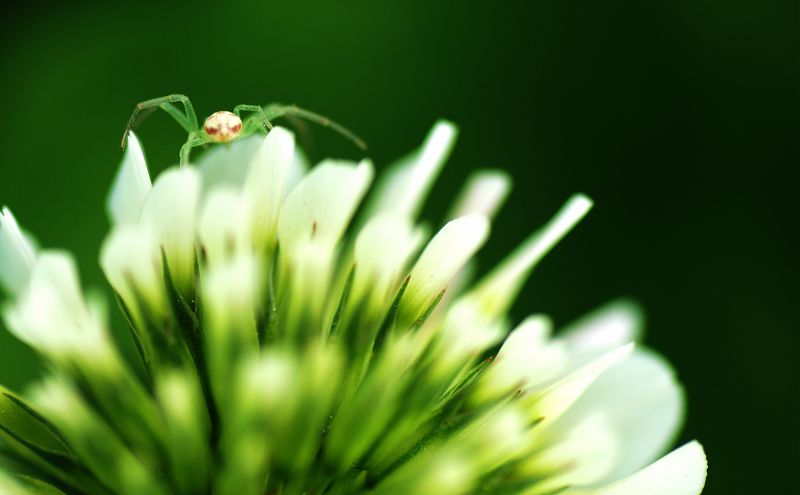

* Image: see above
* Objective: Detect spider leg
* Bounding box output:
[234,104,273,135]
[179,130,210,167]
[122,94,200,149]
[264,104,367,150]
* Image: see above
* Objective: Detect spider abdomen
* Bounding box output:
[203,111,242,143]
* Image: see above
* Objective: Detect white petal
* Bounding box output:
[459,406,528,471]
[525,343,633,425]
[4,251,100,352]
[476,315,567,400]
[286,147,310,191]
[198,187,250,266]
[352,214,425,306]
[202,255,264,400]
[278,159,374,254]
[438,170,510,301]
[243,127,296,251]
[557,414,619,486]
[282,240,336,335]
[448,170,512,220]
[140,167,201,297]
[196,135,263,191]
[559,348,686,483]
[401,214,489,321]
[108,131,152,226]
[100,226,167,321]
[522,414,619,489]
[434,300,506,375]
[367,120,458,219]
[196,131,308,195]
[589,441,707,495]
[202,255,263,337]
[559,299,644,357]
[0,207,37,295]
[463,194,593,318]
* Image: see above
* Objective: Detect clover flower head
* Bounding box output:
[0,120,707,494]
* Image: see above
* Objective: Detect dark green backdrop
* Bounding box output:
[0,0,796,492]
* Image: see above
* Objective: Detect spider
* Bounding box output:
[121,94,367,166]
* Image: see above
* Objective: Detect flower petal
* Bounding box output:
[521,413,619,490]
[4,251,100,353]
[196,132,308,196]
[100,226,168,323]
[463,194,593,319]
[524,343,633,425]
[196,135,263,191]
[352,213,425,307]
[474,315,567,401]
[400,214,490,322]
[586,441,707,495]
[202,255,264,403]
[198,187,250,266]
[367,120,458,219]
[243,127,296,251]
[433,300,506,376]
[107,131,152,226]
[448,170,512,220]
[202,255,263,341]
[140,167,201,297]
[558,348,686,483]
[278,159,374,254]
[0,207,37,295]
[559,299,644,358]
[458,406,529,471]
[281,240,338,339]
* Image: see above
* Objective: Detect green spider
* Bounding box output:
[121,94,366,166]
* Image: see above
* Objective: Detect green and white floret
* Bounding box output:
[0,118,707,495]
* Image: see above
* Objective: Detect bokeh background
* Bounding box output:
[0,0,796,492]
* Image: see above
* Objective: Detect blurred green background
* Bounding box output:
[0,0,796,492]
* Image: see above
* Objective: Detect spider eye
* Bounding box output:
[204,111,243,143]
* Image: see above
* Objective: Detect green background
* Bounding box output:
[0,0,796,492]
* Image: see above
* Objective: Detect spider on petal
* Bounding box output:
[121,94,366,166]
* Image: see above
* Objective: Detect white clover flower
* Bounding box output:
[0,120,707,494]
